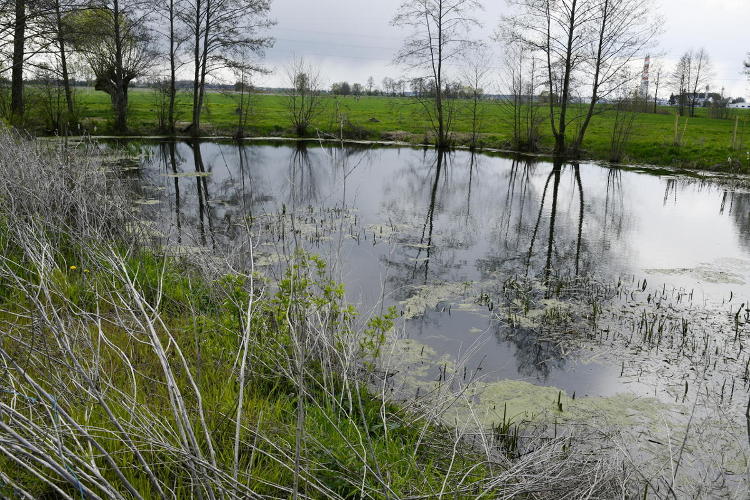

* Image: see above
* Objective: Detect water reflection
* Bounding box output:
[414,150,444,281]
[726,191,750,253]
[125,140,750,394]
[287,143,320,206]
[159,142,183,244]
[602,169,624,250]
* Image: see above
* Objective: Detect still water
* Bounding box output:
[122,140,750,399]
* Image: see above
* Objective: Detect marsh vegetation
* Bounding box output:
[2,132,750,497]
[94,138,750,495]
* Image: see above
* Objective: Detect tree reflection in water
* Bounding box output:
[413,150,445,281]
[190,141,216,249]
[725,191,750,253]
[497,325,566,380]
[158,142,183,245]
[287,142,319,207]
[130,141,750,386]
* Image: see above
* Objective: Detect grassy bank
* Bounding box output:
[0,131,628,497]
[33,87,750,172]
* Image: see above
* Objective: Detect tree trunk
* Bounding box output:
[110,83,129,133]
[544,1,558,144]
[55,0,75,120]
[574,165,584,274]
[555,0,578,156]
[194,0,212,138]
[11,0,26,122]
[111,0,127,134]
[191,0,202,135]
[168,0,176,134]
[435,0,445,148]
[573,0,608,156]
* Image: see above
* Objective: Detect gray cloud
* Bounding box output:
[258,0,749,97]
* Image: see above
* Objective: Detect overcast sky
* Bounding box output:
[256,0,749,97]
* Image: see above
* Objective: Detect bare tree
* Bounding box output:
[504,0,598,154]
[461,44,491,149]
[183,0,273,137]
[366,75,375,94]
[286,57,321,137]
[393,0,481,148]
[670,51,691,116]
[151,0,186,133]
[687,48,711,117]
[498,40,544,151]
[382,76,395,96]
[227,50,262,138]
[6,0,80,125]
[570,0,660,154]
[670,49,712,118]
[32,0,86,125]
[504,0,659,156]
[651,61,662,113]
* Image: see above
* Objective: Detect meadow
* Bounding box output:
[60,86,750,172]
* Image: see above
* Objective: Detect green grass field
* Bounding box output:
[37,86,750,171]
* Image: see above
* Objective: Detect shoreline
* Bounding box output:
[40,132,750,181]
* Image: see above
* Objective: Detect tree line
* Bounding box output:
[0,0,273,134]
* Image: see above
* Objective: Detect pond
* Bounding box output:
[117,139,750,493]
[118,139,750,384]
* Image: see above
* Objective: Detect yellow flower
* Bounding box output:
[69,265,77,271]
[84,269,90,273]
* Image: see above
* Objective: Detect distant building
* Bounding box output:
[668,92,721,107]
[728,100,750,109]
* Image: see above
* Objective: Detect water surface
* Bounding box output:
[122,140,750,398]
